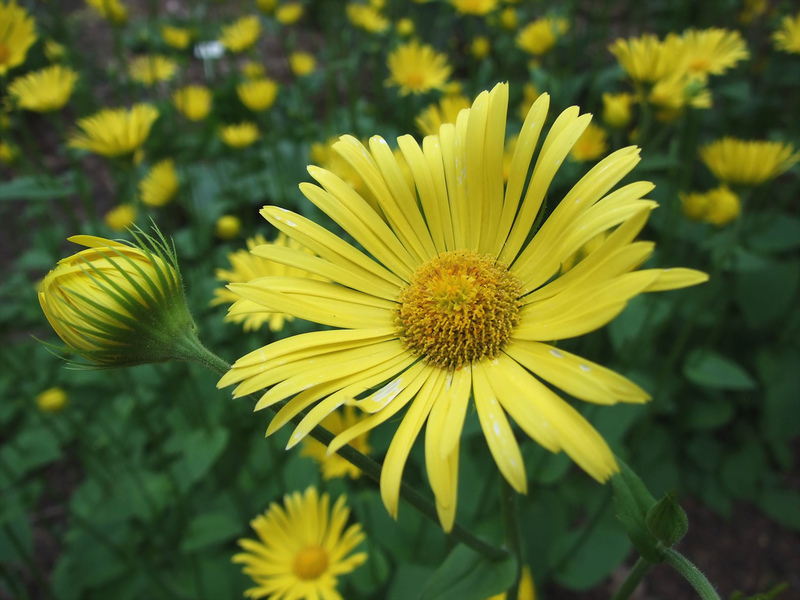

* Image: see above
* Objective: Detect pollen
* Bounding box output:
[292,545,329,580]
[396,250,521,369]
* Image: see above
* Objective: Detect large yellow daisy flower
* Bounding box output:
[219,83,707,531]
[0,0,37,75]
[8,65,78,112]
[700,137,800,186]
[679,28,749,81]
[69,104,159,157]
[233,487,367,600]
[385,41,452,96]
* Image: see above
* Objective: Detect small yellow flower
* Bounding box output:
[219,123,259,149]
[451,0,499,16]
[256,0,277,14]
[680,28,749,81]
[500,7,518,30]
[140,159,179,207]
[173,85,212,121]
[9,65,78,112]
[680,190,711,221]
[161,25,191,50]
[700,138,800,186]
[219,15,261,53]
[705,186,741,226]
[85,0,128,24]
[609,33,674,83]
[0,141,17,164]
[347,3,390,33]
[289,51,316,76]
[648,72,711,116]
[237,78,279,112]
[301,407,372,480]
[570,123,608,162]
[128,55,178,86]
[518,82,539,120]
[471,36,491,59]
[416,94,471,136]
[104,204,137,231]
[386,41,452,95]
[233,487,367,600]
[516,17,567,56]
[773,12,800,54]
[275,2,304,25]
[602,92,634,129]
[241,61,266,79]
[0,1,37,75]
[396,17,415,37]
[45,40,66,62]
[69,104,159,157]
[37,387,68,412]
[215,215,241,240]
[739,0,768,25]
[487,566,536,600]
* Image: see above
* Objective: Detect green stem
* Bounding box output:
[610,557,653,600]
[499,477,522,600]
[663,549,721,600]
[178,333,508,562]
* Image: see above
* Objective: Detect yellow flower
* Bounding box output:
[218,83,708,531]
[161,25,191,50]
[37,387,68,412]
[0,1,37,76]
[45,40,66,62]
[416,94,471,136]
[773,12,800,54]
[241,61,266,79]
[500,7,518,30]
[700,138,800,186]
[233,487,367,600]
[301,407,372,480]
[739,0,768,25]
[396,17,415,37]
[680,186,741,226]
[173,85,212,121]
[85,0,128,24]
[487,566,536,600]
[139,159,179,207]
[0,140,17,164]
[289,51,316,76]
[518,82,539,120]
[219,15,261,53]
[386,41,452,95]
[9,66,78,112]
[104,204,136,231]
[516,17,567,56]
[39,234,196,367]
[237,78,279,111]
[471,36,491,59]
[680,28,749,81]
[69,104,159,157]
[275,2,304,25]
[680,190,711,221]
[502,135,517,182]
[213,233,320,332]
[215,215,241,240]
[128,55,177,86]
[570,123,609,162]
[602,92,634,129]
[609,33,675,83]
[451,0,499,16]
[347,3,390,33]
[256,0,277,14]
[648,72,711,117]
[219,122,259,148]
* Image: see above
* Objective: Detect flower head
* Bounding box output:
[275,2,304,25]
[215,215,242,239]
[518,82,539,120]
[173,85,212,121]
[680,186,740,226]
[219,83,708,530]
[516,17,567,56]
[700,138,800,185]
[396,18,414,36]
[85,0,128,24]
[104,204,136,231]
[9,66,78,112]
[161,25,191,50]
[451,0,499,16]
[219,15,261,53]
[347,3,389,33]
[39,233,196,368]
[219,122,259,148]
[233,487,367,600]
[773,12,800,54]
[602,92,635,129]
[416,94,471,136]
[679,28,749,81]
[140,159,179,207]
[256,0,277,14]
[609,33,675,83]
[45,40,66,61]
[128,55,177,86]
[69,104,159,157]
[570,123,609,162]
[648,72,711,118]
[241,61,266,79]
[37,387,68,412]
[237,78,279,112]
[386,41,451,95]
[289,51,316,76]
[0,141,17,164]
[301,407,371,480]
[0,1,37,75]
[471,36,491,59]
[213,233,319,332]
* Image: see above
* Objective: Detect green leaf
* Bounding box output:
[746,212,800,253]
[387,565,436,600]
[684,349,758,391]
[552,528,632,590]
[719,443,766,501]
[419,545,516,600]
[0,428,61,482]
[646,491,688,546]
[734,260,800,329]
[181,512,244,552]
[173,428,229,492]
[756,347,800,441]
[610,457,660,562]
[684,398,735,430]
[0,173,76,201]
[758,490,800,531]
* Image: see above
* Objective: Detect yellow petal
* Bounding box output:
[643,267,709,291]
[438,365,472,459]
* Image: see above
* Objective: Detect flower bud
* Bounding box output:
[36,387,68,412]
[38,232,199,368]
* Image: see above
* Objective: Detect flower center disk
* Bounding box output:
[397,250,521,370]
[292,545,329,580]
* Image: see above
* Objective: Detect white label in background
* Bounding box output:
[194,41,225,60]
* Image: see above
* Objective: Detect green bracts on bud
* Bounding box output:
[646,491,689,547]
[38,229,199,368]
